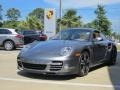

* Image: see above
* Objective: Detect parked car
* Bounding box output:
[0,28,24,50]
[17,30,40,45]
[17,28,117,76]
[36,31,47,41]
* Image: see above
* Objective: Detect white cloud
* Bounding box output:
[44,0,120,8]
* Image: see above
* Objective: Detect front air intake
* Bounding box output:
[22,62,46,70]
[50,61,63,71]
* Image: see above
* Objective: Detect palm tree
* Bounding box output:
[61,10,82,28]
[26,16,43,30]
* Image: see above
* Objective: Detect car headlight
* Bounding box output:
[60,47,73,56]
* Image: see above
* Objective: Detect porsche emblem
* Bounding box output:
[46,10,53,19]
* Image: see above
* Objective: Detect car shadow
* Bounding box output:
[88,51,120,90]
[17,64,106,81]
[0,47,21,51]
[17,71,77,81]
[108,51,120,90]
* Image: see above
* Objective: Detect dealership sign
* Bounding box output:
[44,8,56,39]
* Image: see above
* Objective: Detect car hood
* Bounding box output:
[19,40,90,60]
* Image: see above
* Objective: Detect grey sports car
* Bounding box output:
[17,28,117,76]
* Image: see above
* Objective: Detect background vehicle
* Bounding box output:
[36,31,47,41]
[0,28,24,50]
[17,30,40,45]
[17,28,117,77]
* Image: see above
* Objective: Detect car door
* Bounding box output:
[23,31,39,45]
[92,31,107,64]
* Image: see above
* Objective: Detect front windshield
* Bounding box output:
[52,29,91,41]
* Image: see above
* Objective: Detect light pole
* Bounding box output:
[59,0,62,32]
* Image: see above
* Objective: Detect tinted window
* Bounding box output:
[52,29,91,41]
[0,29,3,34]
[93,31,101,39]
[0,29,12,34]
[92,31,106,41]
[15,29,21,34]
[6,29,12,34]
[23,31,37,35]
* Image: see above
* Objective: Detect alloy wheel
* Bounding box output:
[78,51,90,77]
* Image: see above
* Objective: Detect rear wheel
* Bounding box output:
[4,41,15,51]
[108,47,117,65]
[78,51,90,77]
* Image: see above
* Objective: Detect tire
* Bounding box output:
[3,41,15,51]
[108,47,117,65]
[78,51,90,77]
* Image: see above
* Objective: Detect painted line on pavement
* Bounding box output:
[0,52,18,55]
[0,77,120,88]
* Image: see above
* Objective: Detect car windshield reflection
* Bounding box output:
[52,29,91,41]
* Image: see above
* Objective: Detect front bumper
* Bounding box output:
[17,57,79,75]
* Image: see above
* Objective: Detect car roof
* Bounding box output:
[0,28,15,31]
[0,28,17,34]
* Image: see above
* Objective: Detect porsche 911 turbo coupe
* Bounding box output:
[17,28,117,77]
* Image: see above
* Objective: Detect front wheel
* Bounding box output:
[108,47,117,65]
[77,51,90,77]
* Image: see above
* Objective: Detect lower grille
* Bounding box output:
[50,61,63,71]
[22,62,46,70]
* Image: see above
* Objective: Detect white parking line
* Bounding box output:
[0,53,18,55]
[0,77,120,88]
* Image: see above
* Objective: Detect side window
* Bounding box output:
[0,29,3,34]
[23,31,28,35]
[0,29,11,34]
[5,29,12,34]
[0,29,6,34]
[93,31,103,41]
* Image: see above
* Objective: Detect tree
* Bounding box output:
[83,22,95,28]
[28,8,44,23]
[6,8,21,21]
[0,22,2,27]
[26,16,43,30]
[57,9,82,32]
[62,10,82,28]
[94,5,111,35]
[3,20,20,29]
[17,21,29,30]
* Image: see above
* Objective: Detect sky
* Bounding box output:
[0,0,120,33]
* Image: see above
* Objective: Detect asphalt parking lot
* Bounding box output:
[0,48,120,90]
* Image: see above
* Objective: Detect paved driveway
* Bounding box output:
[0,49,120,90]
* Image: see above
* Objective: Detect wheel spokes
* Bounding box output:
[80,53,90,74]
